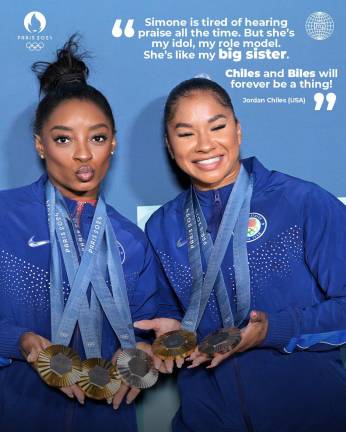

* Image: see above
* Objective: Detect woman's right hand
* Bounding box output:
[20,331,51,363]
[19,332,85,404]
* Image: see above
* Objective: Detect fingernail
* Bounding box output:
[126,399,131,405]
[78,399,85,405]
[107,399,112,405]
[113,404,119,410]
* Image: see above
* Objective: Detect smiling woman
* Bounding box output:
[0,36,163,432]
[165,91,241,190]
[135,77,346,432]
[163,78,241,191]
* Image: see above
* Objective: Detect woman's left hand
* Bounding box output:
[188,310,268,369]
[133,318,183,372]
[109,342,153,409]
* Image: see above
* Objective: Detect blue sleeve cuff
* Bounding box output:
[156,304,183,322]
[261,309,297,350]
[0,326,32,360]
[0,357,12,367]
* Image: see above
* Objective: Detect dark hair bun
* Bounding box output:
[32,34,89,95]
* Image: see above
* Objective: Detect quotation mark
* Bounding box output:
[314,92,336,111]
[112,19,135,38]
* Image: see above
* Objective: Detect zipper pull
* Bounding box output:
[214,189,221,205]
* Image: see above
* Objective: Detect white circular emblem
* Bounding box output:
[247,213,267,242]
[24,11,46,34]
[117,241,125,264]
[305,12,334,41]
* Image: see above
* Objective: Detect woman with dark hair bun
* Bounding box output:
[135,77,346,431]
[0,36,161,432]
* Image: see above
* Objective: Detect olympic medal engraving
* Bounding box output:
[116,348,158,389]
[78,358,121,400]
[198,328,241,356]
[152,330,197,360]
[36,345,82,387]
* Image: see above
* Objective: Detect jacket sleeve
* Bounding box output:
[144,224,184,322]
[130,237,183,344]
[0,316,31,361]
[262,186,346,353]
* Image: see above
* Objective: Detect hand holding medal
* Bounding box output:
[74,342,159,404]
[198,327,241,356]
[188,311,268,369]
[134,318,193,371]
[36,344,82,388]
[44,182,161,406]
[152,329,197,364]
[95,342,158,409]
[20,333,85,404]
[21,333,159,405]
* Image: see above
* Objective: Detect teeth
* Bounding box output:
[196,156,221,165]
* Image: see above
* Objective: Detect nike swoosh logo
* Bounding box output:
[176,238,188,248]
[28,236,50,248]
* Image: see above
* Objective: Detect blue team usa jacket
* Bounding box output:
[0,175,160,432]
[146,157,346,432]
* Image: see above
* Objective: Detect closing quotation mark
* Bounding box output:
[314,92,336,111]
[112,19,135,38]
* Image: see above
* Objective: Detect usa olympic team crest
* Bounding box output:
[247,213,267,242]
[117,241,125,264]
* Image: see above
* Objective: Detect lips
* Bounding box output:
[194,155,223,170]
[195,156,222,166]
[75,165,95,182]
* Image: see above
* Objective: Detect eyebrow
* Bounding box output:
[49,123,110,132]
[175,122,193,129]
[208,114,227,123]
[174,114,227,129]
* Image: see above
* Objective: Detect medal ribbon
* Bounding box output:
[70,205,135,349]
[47,182,136,358]
[182,164,253,331]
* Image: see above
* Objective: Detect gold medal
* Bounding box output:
[78,358,121,400]
[116,348,158,389]
[198,327,241,356]
[36,345,82,388]
[152,330,197,360]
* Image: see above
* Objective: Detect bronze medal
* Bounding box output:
[78,358,121,400]
[152,330,197,360]
[36,345,82,388]
[198,327,241,356]
[116,348,158,389]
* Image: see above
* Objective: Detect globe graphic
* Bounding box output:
[305,12,334,40]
